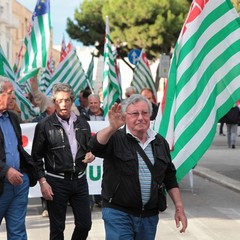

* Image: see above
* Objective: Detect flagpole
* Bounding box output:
[86,78,94,93]
[116,39,134,71]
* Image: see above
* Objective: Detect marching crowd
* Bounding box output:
[0,75,187,240]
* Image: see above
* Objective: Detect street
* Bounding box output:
[1,174,240,239]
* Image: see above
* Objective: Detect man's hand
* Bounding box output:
[96,103,125,145]
[5,167,23,185]
[39,178,54,201]
[108,103,125,130]
[175,207,188,233]
[82,152,95,163]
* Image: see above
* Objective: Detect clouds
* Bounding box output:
[16,0,82,46]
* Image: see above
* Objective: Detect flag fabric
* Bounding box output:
[102,16,121,117]
[154,0,240,182]
[46,51,55,74]
[0,45,15,81]
[18,0,51,84]
[131,49,157,103]
[85,54,94,91]
[115,61,122,101]
[45,42,88,97]
[59,34,67,62]
[39,67,51,93]
[0,45,37,120]
[13,40,24,78]
[22,80,32,95]
[39,53,54,93]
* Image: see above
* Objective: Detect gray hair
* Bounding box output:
[0,76,10,93]
[88,94,100,102]
[125,86,136,93]
[52,83,75,101]
[121,94,152,115]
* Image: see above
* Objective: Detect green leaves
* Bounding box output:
[66,0,190,59]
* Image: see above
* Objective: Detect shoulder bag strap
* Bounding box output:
[134,142,156,180]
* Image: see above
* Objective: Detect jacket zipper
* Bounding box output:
[109,183,120,203]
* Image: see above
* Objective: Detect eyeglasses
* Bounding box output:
[6,90,15,96]
[55,98,72,104]
[126,111,150,118]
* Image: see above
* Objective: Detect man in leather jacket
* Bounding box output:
[0,76,37,239]
[89,94,187,240]
[32,83,95,240]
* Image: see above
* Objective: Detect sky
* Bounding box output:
[17,0,83,47]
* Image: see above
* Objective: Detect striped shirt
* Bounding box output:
[126,126,157,205]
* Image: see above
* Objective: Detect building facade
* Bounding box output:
[0,0,18,63]
[0,0,60,68]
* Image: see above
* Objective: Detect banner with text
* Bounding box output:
[21,121,109,197]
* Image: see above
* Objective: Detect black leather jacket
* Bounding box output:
[0,111,37,188]
[32,113,91,179]
[89,126,178,217]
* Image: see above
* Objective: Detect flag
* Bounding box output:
[13,40,24,78]
[39,68,51,93]
[18,0,51,84]
[0,45,37,120]
[116,61,122,101]
[59,34,67,62]
[45,42,88,97]
[102,16,121,117]
[39,53,54,93]
[0,45,15,81]
[154,0,240,182]
[131,49,157,103]
[46,51,55,74]
[85,54,94,91]
[22,80,32,95]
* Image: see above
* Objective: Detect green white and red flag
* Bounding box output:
[131,49,157,103]
[154,0,240,182]
[39,52,54,93]
[0,45,37,120]
[45,42,88,97]
[18,0,51,84]
[59,34,67,63]
[12,40,23,78]
[102,16,121,117]
[85,54,94,92]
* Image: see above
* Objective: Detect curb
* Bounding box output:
[193,166,240,193]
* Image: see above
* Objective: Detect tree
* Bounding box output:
[66,0,105,55]
[66,0,190,59]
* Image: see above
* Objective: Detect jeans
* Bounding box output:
[102,207,159,240]
[47,175,92,240]
[226,123,238,147]
[0,173,29,240]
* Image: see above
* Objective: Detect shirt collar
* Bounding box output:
[0,111,9,119]
[56,111,77,125]
[126,125,157,143]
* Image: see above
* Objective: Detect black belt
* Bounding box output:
[46,171,85,180]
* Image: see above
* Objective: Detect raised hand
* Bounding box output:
[108,103,125,131]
